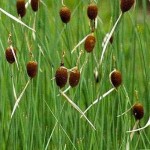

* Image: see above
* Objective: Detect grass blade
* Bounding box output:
[0,8,35,32]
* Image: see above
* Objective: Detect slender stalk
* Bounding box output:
[11,79,30,118]
[25,0,31,8]
[61,0,65,6]
[96,12,122,70]
[71,34,90,54]
[81,88,115,117]
[117,105,133,117]
[11,68,17,101]
[45,121,58,150]
[127,117,150,132]
[32,13,37,40]
[0,8,35,32]
[57,86,71,96]
[130,120,139,140]
[59,90,96,130]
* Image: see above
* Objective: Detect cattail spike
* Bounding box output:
[69,67,80,87]
[5,47,16,64]
[87,3,98,20]
[84,34,96,53]
[120,0,135,13]
[55,66,68,88]
[59,6,71,23]
[110,69,122,88]
[16,0,26,18]
[31,0,39,12]
[26,61,38,78]
[132,103,144,120]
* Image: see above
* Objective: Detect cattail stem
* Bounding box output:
[11,79,30,118]
[81,88,115,118]
[71,34,90,53]
[76,50,83,66]
[61,0,65,6]
[117,105,133,117]
[32,13,37,40]
[11,68,17,101]
[130,120,139,141]
[80,55,89,73]
[25,0,31,8]
[96,12,122,70]
[59,90,96,130]
[127,117,150,132]
[57,86,71,96]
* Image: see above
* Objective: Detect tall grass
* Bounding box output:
[0,0,150,149]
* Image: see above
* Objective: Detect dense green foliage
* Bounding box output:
[0,0,150,149]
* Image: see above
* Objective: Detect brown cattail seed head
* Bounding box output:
[120,0,135,13]
[87,4,98,20]
[69,67,80,87]
[5,47,16,64]
[59,6,71,23]
[84,34,96,53]
[132,103,144,120]
[110,69,122,88]
[55,66,68,88]
[16,0,26,18]
[31,0,39,12]
[26,61,38,78]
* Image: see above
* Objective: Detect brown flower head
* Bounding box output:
[120,0,135,13]
[31,0,39,12]
[110,69,122,88]
[87,4,98,20]
[16,0,26,18]
[26,61,38,78]
[132,103,144,120]
[5,47,16,64]
[69,67,80,87]
[84,34,96,53]
[59,6,71,23]
[55,66,68,88]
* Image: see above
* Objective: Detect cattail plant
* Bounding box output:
[127,117,150,132]
[26,61,38,78]
[110,69,122,88]
[11,79,31,118]
[11,60,38,118]
[95,0,135,77]
[57,51,84,96]
[5,34,19,69]
[69,67,80,87]
[16,0,26,18]
[5,47,16,64]
[132,103,144,120]
[81,69,122,117]
[117,93,149,133]
[31,0,39,12]
[55,63,68,88]
[84,34,96,53]
[59,6,71,23]
[120,0,135,13]
[126,103,144,140]
[87,3,98,32]
[87,3,98,20]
